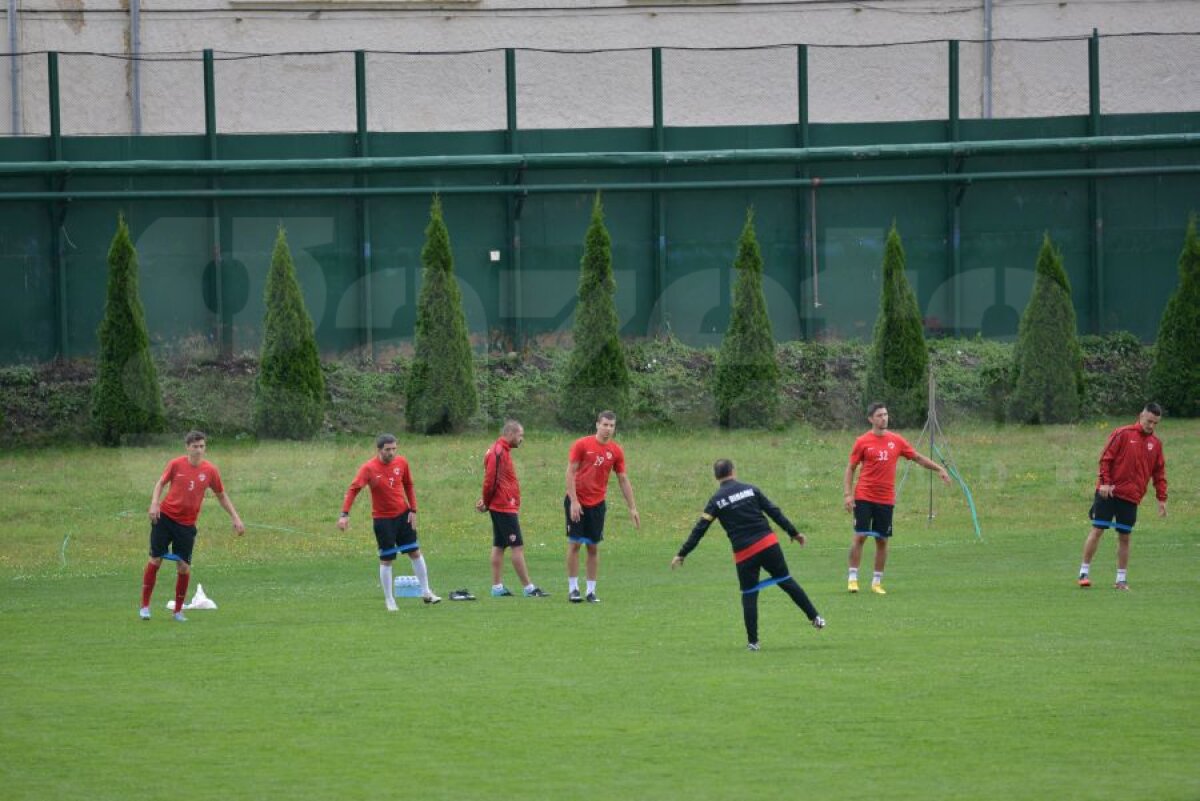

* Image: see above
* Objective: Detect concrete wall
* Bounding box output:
[3,0,1199,134]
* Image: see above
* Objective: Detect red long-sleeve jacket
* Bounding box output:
[1097,423,1167,504]
[482,438,521,513]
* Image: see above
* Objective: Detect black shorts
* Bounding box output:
[489,510,524,549]
[565,496,606,545]
[853,500,894,539]
[735,542,793,594]
[1089,492,1138,533]
[150,513,197,565]
[373,513,419,561]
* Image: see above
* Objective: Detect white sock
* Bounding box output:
[872,571,883,585]
[379,563,395,605]
[586,580,596,595]
[568,576,579,592]
[493,583,505,591]
[1080,563,1090,577]
[411,556,430,594]
[1116,569,1127,583]
[524,583,536,593]
[848,568,859,581]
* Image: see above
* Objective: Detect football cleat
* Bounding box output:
[490,586,514,597]
[568,589,582,603]
[812,615,826,630]
[847,579,859,593]
[172,612,188,622]
[449,589,477,601]
[139,607,151,620]
[871,583,887,595]
[524,586,550,597]
[1078,575,1092,588]
[747,642,760,652]
[1114,581,1130,591]
[422,592,442,605]
[585,592,600,604]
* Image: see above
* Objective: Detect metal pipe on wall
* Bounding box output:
[7,0,18,134]
[130,0,142,135]
[1,133,1195,177]
[983,0,993,118]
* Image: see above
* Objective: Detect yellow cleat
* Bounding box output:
[871,583,887,595]
[847,579,859,593]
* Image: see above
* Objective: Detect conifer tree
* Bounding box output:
[91,214,165,445]
[865,222,928,428]
[406,195,478,434]
[714,208,780,428]
[254,227,326,438]
[1149,214,1200,417]
[1009,232,1083,423]
[559,193,630,428]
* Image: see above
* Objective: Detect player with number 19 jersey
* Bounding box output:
[568,436,627,507]
[847,430,916,505]
[342,454,417,519]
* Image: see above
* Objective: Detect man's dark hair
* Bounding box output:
[376,433,397,450]
[713,459,735,480]
[598,410,617,422]
[866,402,887,417]
[184,430,207,445]
[1144,402,1164,417]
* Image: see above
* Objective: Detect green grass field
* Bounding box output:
[2,422,1197,801]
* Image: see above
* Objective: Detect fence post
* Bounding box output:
[1088,29,1103,334]
[651,47,666,336]
[796,44,811,339]
[355,50,374,360]
[504,48,522,349]
[203,49,231,359]
[946,39,962,337]
[48,51,68,362]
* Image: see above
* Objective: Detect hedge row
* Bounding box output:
[0,332,1157,446]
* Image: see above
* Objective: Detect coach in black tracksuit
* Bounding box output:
[671,459,824,650]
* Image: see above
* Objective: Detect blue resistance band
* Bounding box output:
[742,575,790,595]
[378,543,420,558]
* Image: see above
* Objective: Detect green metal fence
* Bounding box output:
[1,34,1198,364]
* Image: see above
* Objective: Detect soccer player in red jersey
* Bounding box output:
[564,410,640,603]
[475,419,548,598]
[842,402,949,595]
[338,433,441,610]
[1077,403,1168,590]
[141,430,245,621]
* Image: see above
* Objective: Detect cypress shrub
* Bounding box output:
[559,193,630,428]
[254,227,326,438]
[1149,214,1200,416]
[1009,232,1083,423]
[91,214,165,445]
[714,208,780,428]
[406,195,478,434]
[864,222,928,428]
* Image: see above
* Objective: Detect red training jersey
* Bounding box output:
[158,457,225,527]
[343,455,417,519]
[568,435,626,508]
[1096,422,1167,504]
[848,430,917,505]
[482,438,521,513]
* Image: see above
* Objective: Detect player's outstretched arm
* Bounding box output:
[618,473,640,528]
[842,463,857,512]
[216,492,245,535]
